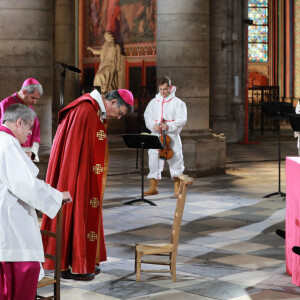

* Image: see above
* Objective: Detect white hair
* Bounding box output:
[20,84,43,96]
[3,103,36,124]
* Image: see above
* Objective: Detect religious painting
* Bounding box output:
[88,0,156,47]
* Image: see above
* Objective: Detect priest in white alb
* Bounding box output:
[0,103,72,300]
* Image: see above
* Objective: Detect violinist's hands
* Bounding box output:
[62,191,72,205]
[159,123,169,131]
[153,124,160,132]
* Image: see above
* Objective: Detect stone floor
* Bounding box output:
[37,135,300,299]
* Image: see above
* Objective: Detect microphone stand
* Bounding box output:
[56,63,81,109]
[263,111,285,198]
[60,67,66,110]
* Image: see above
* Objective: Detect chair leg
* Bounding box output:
[171,252,177,282]
[55,282,60,300]
[136,251,142,282]
[134,245,137,273]
[171,263,176,282]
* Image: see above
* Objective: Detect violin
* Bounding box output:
[159,119,173,160]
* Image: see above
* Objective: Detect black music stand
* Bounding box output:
[289,113,300,153]
[261,102,294,198]
[289,114,300,133]
[122,134,163,206]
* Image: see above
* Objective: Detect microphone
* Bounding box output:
[56,62,81,73]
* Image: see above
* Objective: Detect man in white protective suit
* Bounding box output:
[144,76,187,197]
[0,103,72,300]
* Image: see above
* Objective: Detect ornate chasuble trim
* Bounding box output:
[93,164,104,174]
[87,231,98,242]
[97,130,106,140]
[90,197,100,208]
[86,112,107,259]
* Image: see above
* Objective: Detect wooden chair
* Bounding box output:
[135,174,193,282]
[36,208,63,300]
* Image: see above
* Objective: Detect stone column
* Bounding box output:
[53,0,76,133]
[0,0,55,177]
[157,0,226,176]
[209,0,245,142]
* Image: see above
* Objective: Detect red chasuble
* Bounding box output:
[41,94,107,274]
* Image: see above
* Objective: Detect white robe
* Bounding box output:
[0,131,62,266]
[144,86,187,179]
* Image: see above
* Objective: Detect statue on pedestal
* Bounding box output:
[87,32,121,93]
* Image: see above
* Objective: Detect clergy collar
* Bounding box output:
[90,90,107,121]
[12,92,25,104]
[0,124,16,138]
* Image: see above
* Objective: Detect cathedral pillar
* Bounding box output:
[156,0,226,176]
[53,0,76,131]
[209,0,246,142]
[0,1,54,150]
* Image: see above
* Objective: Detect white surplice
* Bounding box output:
[0,131,62,264]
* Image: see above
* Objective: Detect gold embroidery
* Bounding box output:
[87,231,98,242]
[90,197,100,208]
[93,164,103,174]
[96,130,106,141]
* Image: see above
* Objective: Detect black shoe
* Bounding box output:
[293,246,300,255]
[95,265,101,275]
[69,272,95,281]
[61,269,95,281]
[61,269,71,279]
[275,229,285,239]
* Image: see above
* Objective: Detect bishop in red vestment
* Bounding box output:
[41,89,134,280]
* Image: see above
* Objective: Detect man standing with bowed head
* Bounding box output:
[41,88,134,280]
[0,103,72,300]
[0,78,42,161]
[144,76,187,197]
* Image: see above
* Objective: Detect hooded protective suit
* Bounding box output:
[144,86,187,179]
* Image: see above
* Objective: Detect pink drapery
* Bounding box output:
[286,157,300,286]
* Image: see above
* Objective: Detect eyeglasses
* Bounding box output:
[117,106,126,118]
[22,119,34,130]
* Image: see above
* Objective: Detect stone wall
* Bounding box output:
[0,0,55,150]
[156,0,226,176]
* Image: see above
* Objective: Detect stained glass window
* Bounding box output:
[248,0,268,62]
[249,0,268,7]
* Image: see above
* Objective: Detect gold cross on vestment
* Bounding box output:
[87,231,98,242]
[93,164,103,174]
[90,197,100,208]
[96,130,106,141]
